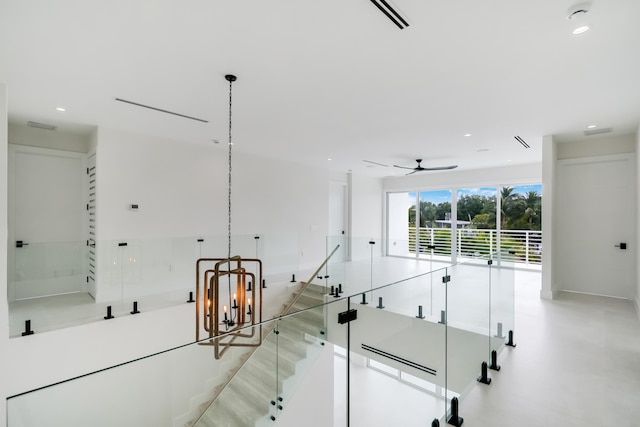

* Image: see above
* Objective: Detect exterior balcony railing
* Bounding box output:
[408,226,542,265]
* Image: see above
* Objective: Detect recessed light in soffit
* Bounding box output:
[27,121,57,131]
[584,127,612,136]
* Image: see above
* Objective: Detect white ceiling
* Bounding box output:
[1,0,639,177]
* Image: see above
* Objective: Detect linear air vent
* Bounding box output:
[114,98,209,123]
[361,344,436,375]
[584,127,612,136]
[27,121,57,131]
[514,135,530,148]
[370,0,409,29]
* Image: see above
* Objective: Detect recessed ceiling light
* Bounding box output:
[464,133,472,137]
[328,158,332,161]
[568,3,591,35]
[572,25,590,35]
[587,125,597,129]
[56,107,66,112]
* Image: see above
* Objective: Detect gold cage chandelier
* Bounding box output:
[195,74,263,359]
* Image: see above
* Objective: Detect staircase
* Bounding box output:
[191,283,328,427]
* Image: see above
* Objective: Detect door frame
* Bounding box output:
[556,152,636,299]
[7,144,88,301]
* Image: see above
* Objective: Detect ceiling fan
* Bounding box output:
[393,159,458,175]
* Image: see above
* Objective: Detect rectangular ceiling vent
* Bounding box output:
[514,135,530,148]
[27,121,57,131]
[115,98,209,123]
[584,127,613,136]
[370,0,409,29]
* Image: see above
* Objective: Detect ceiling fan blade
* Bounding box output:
[422,165,458,171]
[393,165,415,170]
[363,160,389,167]
[405,170,418,175]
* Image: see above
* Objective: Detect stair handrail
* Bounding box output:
[279,244,340,316]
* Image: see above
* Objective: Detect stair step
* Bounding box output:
[289,301,324,318]
[276,315,324,338]
[244,346,297,379]
[230,367,279,406]
[206,384,269,427]
[292,292,325,308]
[261,333,308,363]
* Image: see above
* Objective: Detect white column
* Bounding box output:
[636,125,640,316]
[541,134,556,299]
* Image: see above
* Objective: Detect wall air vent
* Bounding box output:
[27,121,57,131]
[114,98,209,123]
[370,0,409,29]
[584,127,612,136]
[514,135,530,148]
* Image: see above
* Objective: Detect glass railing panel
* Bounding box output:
[258,233,299,283]
[8,234,300,336]
[443,260,492,422]
[8,246,514,426]
[11,240,87,300]
[343,237,379,295]
[8,297,335,426]
[8,323,258,427]
[344,272,448,426]
[325,235,347,295]
[195,323,276,427]
[325,292,350,427]
[490,256,515,357]
[271,291,329,422]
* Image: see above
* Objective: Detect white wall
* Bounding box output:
[95,128,328,265]
[1,83,10,427]
[348,173,383,260]
[92,128,329,301]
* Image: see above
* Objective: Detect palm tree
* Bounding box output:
[500,186,515,229]
[523,190,541,229]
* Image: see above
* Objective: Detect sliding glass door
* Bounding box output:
[417,190,452,260]
[456,187,497,260]
[387,190,452,259]
[387,184,542,267]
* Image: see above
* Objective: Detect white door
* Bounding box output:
[556,154,635,299]
[9,145,87,300]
